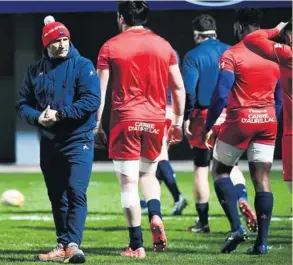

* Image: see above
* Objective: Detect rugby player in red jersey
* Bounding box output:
[203,8,282,254]
[243,21,292,194]
[95,1,185,258]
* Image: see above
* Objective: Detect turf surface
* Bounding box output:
[0,171,291,264]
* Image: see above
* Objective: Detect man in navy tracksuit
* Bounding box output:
[15,16,101,263]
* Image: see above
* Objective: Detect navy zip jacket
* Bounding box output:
[16,44,101,140]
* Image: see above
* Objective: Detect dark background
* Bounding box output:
[0,6,291,162]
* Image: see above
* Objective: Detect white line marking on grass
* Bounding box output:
[0,215,291,221]
[0,160,283,173]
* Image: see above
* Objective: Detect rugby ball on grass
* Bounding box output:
[0,189,25,207]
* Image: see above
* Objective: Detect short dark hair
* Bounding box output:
[192,14,217,32]
[118,1,149,26]
[235,8,263,27]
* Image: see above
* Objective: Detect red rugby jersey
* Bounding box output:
[97,28,177,123]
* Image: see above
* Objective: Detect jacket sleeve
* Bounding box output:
[182,53,199,120]
[15,67,41,126]
[205,50,235,131]
[205,70,234,131]
[62,59,101,120]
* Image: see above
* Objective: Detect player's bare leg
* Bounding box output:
[187,166,210,233]
[231,165,257,232]
[194,166,210,204]
[140,138,187,216]
[117,173,141,227]
[187,147,212,232]
[139,158,167,251]
[113,160,146,259]
[246,142,275,255]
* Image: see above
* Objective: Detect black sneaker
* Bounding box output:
[246,245,267,255]
[221,226,247,253]
[187,221,210,233]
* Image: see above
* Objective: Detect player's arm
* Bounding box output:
[182,53,199,138]
[96,69,109,129]
[169,64,186,124]
[168,48,186,145]
[15,67,42,126]
[274,79,283,119]
[96,43,110,132]
[243,26,292,68]
[94,43,110,148]
[61,59,101,120]
[204,50,235,147]
[205,70,234,131]
[182,53,198,121]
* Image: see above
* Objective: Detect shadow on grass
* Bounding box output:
[2,211,291,220]
[2,257,35,263]
[83,246,218,256]
[0,249,40,255]
[17,225,128,232]
[0,210,123,216]
[166,213,227,218]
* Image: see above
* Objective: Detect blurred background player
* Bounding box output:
[140,51,188,216]
[95,1,185,258]
[15,16,101,263]
[203,8,282,254]
[183,14,255,233]
[243,21,292,195]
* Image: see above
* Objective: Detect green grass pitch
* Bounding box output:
[0,171,291,265]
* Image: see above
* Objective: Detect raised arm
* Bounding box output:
[243,27,292,69]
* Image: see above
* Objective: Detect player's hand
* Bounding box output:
[38,106,55,128]
[202,129,213,150]
[167,125,183,146]
[94,127,108,149]
[276,21,289,33]
[184,120,192,140]
[45,107,58,122]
